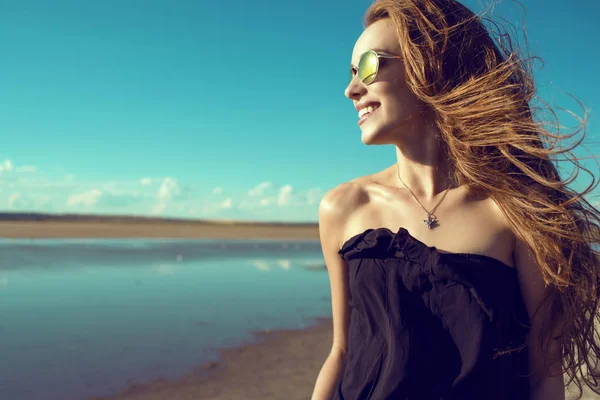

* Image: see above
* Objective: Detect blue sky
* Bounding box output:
[0,0,598,222]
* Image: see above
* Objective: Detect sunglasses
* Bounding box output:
[349,50,402,85]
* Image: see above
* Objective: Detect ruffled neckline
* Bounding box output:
[339,227,515,271]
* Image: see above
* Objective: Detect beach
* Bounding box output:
[89,318,333,400]
[0,216,319,240]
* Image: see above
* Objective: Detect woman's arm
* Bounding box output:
[513,236,565,400]
[311,185,355,400]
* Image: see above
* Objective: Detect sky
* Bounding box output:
[0,0,598,222]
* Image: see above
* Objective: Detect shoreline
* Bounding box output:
[89,317,333,400]
[0,220,319,240]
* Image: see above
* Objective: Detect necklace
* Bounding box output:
[396,164,451,229]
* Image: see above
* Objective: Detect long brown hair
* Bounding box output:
[363,0,600,397]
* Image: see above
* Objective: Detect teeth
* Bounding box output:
[358,105,379,118]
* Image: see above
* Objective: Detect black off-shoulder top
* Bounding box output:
[332,227,531,400]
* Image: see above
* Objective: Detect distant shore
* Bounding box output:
[0,213,319,239]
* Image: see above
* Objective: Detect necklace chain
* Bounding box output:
[396,164,451,229]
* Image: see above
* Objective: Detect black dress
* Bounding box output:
[332,227,531,400]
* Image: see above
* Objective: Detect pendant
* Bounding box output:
[423,213,437,229]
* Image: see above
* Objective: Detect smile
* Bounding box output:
[358,104,380,125]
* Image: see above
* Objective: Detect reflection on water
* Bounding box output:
[0,239,330,400]
[0,238,323,270]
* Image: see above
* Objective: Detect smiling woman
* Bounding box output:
[312,1,600,400]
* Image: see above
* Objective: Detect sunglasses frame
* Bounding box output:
[349,50,402,85]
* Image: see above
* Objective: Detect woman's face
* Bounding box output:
[345,19,427,146]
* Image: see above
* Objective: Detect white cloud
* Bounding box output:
[220,198,233,209]
[0,159,14,172]
[149,177,181,215]
[238,183,318,210]
[277,184,293,206]
[259,197,275,206]
[0,158,323,221]
[249,182,272,197]
[66,189,103,207]
[157,177,180,200]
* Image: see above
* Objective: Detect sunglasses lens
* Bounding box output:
[358,51,378,84]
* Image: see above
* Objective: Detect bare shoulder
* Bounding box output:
[319,179,371,245]
[319,181,368,219]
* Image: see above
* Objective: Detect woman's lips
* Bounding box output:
[358,106,379,126]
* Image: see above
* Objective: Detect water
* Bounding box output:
[0,239,331,400]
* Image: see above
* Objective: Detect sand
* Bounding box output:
[89,318,333,400]
[0,219,319,240]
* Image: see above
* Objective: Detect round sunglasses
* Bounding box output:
[349,50,402,85]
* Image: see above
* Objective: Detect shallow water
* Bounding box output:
[0,239,330,400]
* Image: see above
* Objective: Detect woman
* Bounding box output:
[311,1,600,399]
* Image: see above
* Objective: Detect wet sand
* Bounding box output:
[89,318,333,400]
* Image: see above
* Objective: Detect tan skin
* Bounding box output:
[311,19,564,400]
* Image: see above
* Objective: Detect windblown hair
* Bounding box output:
[363,0,600,397]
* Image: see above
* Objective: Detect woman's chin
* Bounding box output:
[361,129,389,145]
